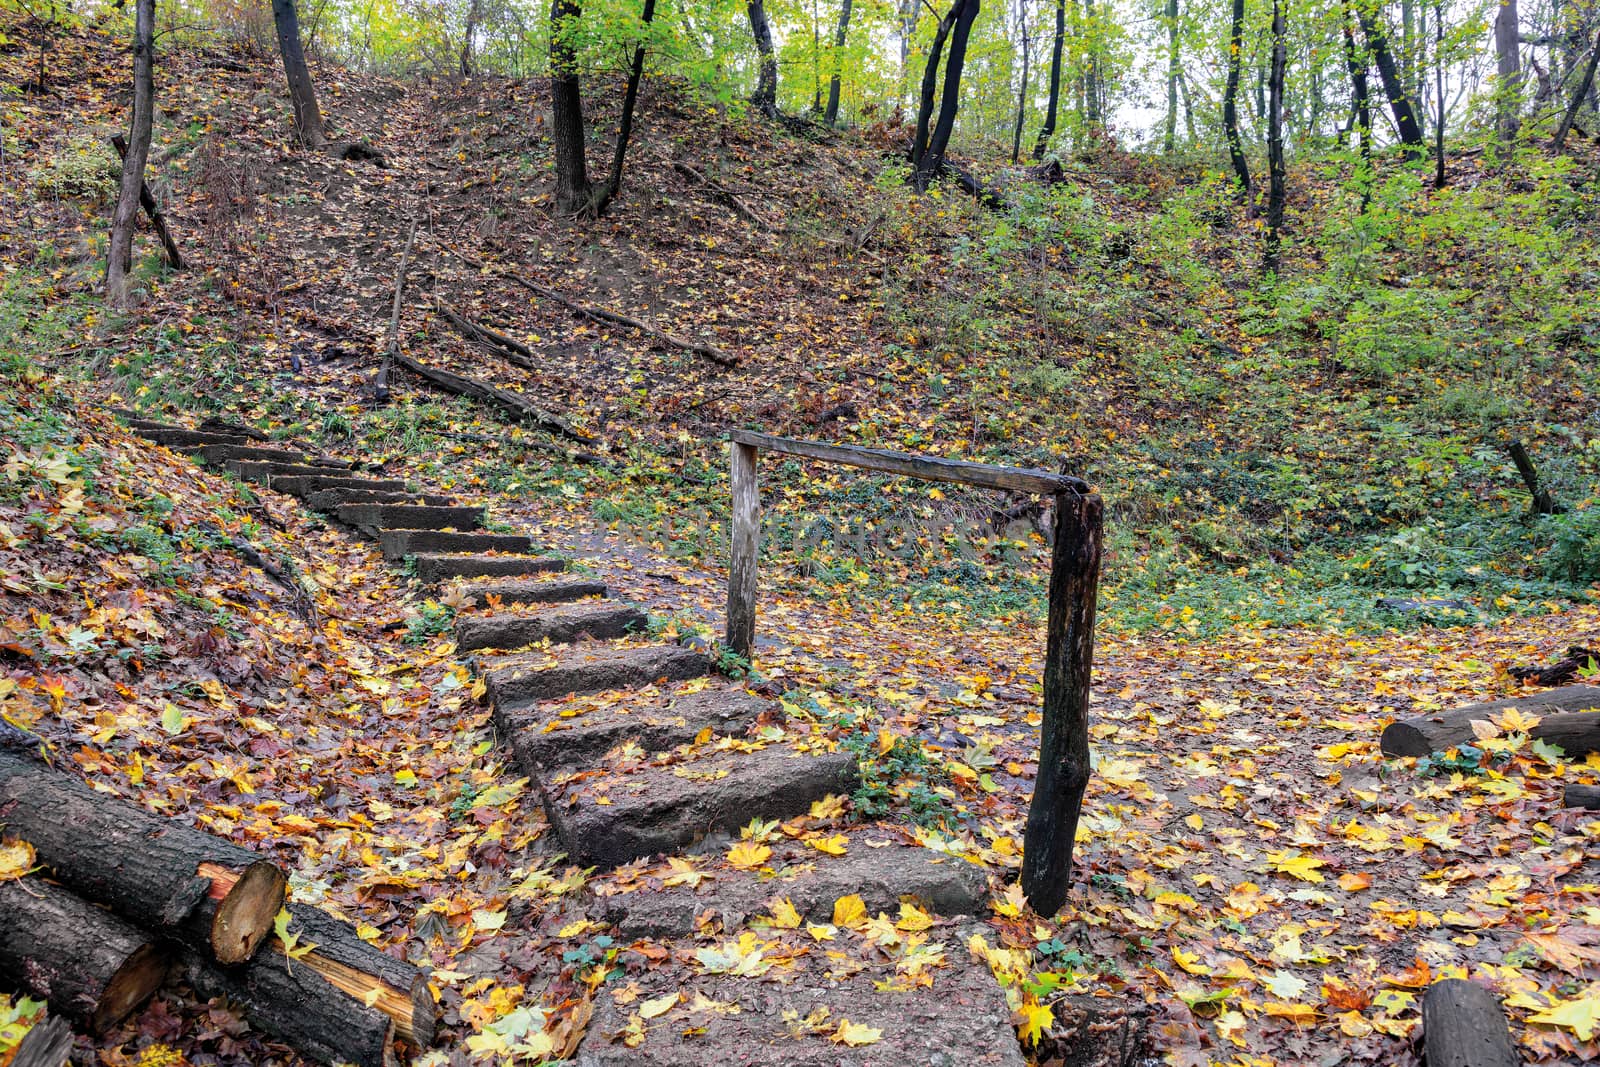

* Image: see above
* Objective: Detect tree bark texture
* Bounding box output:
[1011,2,1031,162]
[110,134,182,269]
[0,878,169,1034]
[1223,0,1251,192]
[595,0,659,214]
[105,0,154,309]
[1419,979,1520,1067]
[1342,7,1373,209]
[1552,27,1600,151]
[748,0,779,115]
[1495,0,1522,142]
[1163,0,1179,152]
[549,0,592,215]
[1034,0,1065,157]
[824,0,853,126]
[1022,490,1103,918]
[1356,5,1426,155]
[271,0,326,148]
[1380,686,1600,757]
[1264,0,1287,269]
[917,0,982,189]
[912,1,960,183]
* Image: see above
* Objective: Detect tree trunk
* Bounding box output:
[271,0,326,149]
[1564,783,1600,809]
[1264,0,1287,270]
[1342,6,1372,208]
[917,0,982,188]
[1420,979,1520,1067]
[594,0,659,214]
[1551,27,1600,151]
[461,0,480,76]
[0,878,169,1034]
[1011,3,1031,162]
[1163,0,1179,152]
[549,0,592,215]
[1082,0,1101,125]
[748,0,779,115]
[1356,5,1426,156]
[1433,0,1446,184]
[912,1,960,183]
[1495,0,1522,142]
[110,133,182,269]
[1223,0,1251,192]
[105,0,154,309]
[1033,0,1065,157]
[0,749,286,966]
[824,0,852,126]
[1379,685,1600,757]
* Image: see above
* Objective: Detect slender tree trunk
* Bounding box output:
[461,0,480,76]
[549,0,592,215]
[1342,7,1373,210]
[920,0,981,184]
[898,0,921,110]
[1083,0,1101,125]
[1178,68,1197,139]
[1223,0,1251,192]
[1164,0,1180,152]
[913,1,960,183]
[1434,0,1447,182]
[1495,0,1522,142]
[1401,0,1416,97]
[748,0,779,115]
[1356,6,1426,157]
[1012,3,1031,162]
[271,0,326,148]
[1551,26,1600,150]
[106,0,154,310]
[824,0,853,126]
[1034,0,1065,157]
[593,0,658,214]
[1264,0,1287,269]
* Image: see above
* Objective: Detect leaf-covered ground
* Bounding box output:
[2,16,1599,1067]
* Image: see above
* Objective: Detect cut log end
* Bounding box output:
[94,941,170,1033]
[208,860,289,964]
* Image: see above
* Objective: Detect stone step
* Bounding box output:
[335,503,484,533]
[271,475,410,497]
[482,643,709,707]
[452,576,607,609]
[142,428,252,448]
[230,461,361,485]
[306,489,456,511]
[495,680,767,777]
[379,530,533,560]
[595,841,987,941]
[578,941,1025,1067]
[456,603,646,652]
[194,443,353,468]
[545,746,859,868]
[413,554,569,584]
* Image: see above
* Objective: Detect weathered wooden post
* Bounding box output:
[726,439,760,659]
[1021,488,1103,918]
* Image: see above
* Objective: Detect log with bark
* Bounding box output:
[11,1015,74,1067]
[1419,978,1519,1067]
[433,298,536,368]
[390,352,602,457]
[1563,783,1600,810]
[1380,685,1600,758]
[1509,645,1598,687]
[0,877,170,1034]
[671,161,782,232]
[0,748,286,964]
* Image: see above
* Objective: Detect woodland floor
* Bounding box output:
[2,18,1599,1067]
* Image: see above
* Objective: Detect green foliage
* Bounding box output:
[28,133,119,202]
[403,600,455,644]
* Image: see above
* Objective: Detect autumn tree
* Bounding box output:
[106,0,155,310]
[1264,0,1286,268]
[1355,2,1425,158]
[748,0,779,115]
[1222,0,1250,192]
[912,0,981,189]
[272,0,326,149]
[1494,0,1521,142]
[1162,0,1179,153]
[823,0,853,126]
[1033,0,1065,157]
[1341,5,1373,208]
[1010,0,1032,162]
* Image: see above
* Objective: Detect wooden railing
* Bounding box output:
[723,428,1103,917]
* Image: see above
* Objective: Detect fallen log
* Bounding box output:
[11,1015,73,1067]
[1420,978,1519,1067]
[182,947,396,1067]
[1510,645,1599,687]
[390,351,601,455]
[432,298,537,369]
[110,134,183,270]
[0,749,286,964]
[0,877,170,1034]
[671,161,782,232]
[1563,783,1600,809]
[370,218,419,401]
[1380,685,1600,758]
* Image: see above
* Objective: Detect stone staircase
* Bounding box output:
[118,413,1031,1067]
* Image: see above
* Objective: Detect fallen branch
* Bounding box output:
[445,244,738,369]
[12,1015,74,1067]
[1563,783,1600,809]
[672,161,783,233]
[371,218,419,400]
[1506,440,1561,515]
[111,134,183,269]
[432,297,536,369]
[1510,645,1599,687]
[1380,685,1600,758]
[230,536,321,627]
[390,351,605,459]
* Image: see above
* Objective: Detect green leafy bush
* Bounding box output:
[30,135,119,202]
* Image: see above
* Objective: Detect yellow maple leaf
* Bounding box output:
[831,1019,882,1047]
[768,897,802,929]
[810,794,849,819]
[728,840,771,870]
[807,834,848,856]
[1527,994,1600,1042]
[637,992,678,1020]
[1494,707,1542,733]
[993,882,1027,918]
[806,923,837,941]
[0,838,36,882]
[1014,998,1053,1046]
[661,856,709,888]
[1172,946,1211,976]
[832,894,868,929]
[896,902,933,932]
[1266,850,1325,883]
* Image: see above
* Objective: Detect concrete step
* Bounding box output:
[578,937,1026,1067]
[482,643,709,707]
[271,475,409,497]
[595,840,987,941]
[306,489,456,510]
[335,503,484,534]
[379,530,532,561]
[544,745,859,868]
[495,680,769,779]
[230,461,362,486]
[412,554,568,584]
[455,603,646,652]
[142,428,251,448]
[452,576,607,609]
[194,443,353,468]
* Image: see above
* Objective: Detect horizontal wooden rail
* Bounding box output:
[730,429,1089,496]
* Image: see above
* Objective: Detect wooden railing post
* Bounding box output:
[1022,489,1103,918]
[726,440,760,659]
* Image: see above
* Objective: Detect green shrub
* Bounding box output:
[30,135,120,202]
[1543,508,1600,584]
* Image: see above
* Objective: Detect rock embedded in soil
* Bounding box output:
[545,746,860,868]
[455,603,647,651]
[483,643,710,706]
